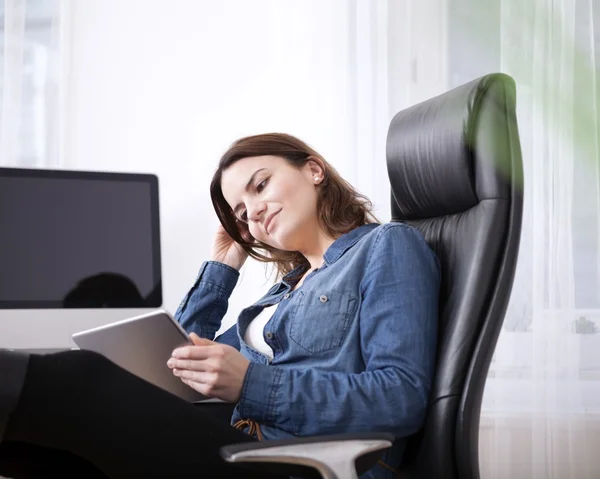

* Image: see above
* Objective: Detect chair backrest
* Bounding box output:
[386,74,524,479]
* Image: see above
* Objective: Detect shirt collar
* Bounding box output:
[322,223,379,265]
[282,223,380,282]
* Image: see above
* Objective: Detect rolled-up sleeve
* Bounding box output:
[175,261,239,342]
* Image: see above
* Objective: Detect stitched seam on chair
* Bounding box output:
[392,197,509,223]
[428,393,459,407]
[477,197,509,202]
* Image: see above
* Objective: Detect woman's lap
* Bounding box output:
[0,350,309,479]
[0,441,109,478]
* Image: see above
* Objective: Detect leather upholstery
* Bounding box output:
[388,74,524,479]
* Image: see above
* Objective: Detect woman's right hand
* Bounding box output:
[210,224,249,271]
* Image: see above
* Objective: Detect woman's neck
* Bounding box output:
[298,233,336,270]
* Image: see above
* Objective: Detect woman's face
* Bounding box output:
[221,155,324,251]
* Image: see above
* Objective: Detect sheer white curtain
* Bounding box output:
[480,0,600,477]
[345,0,390,220]
[343,0,448,221]
[0,0,62,168]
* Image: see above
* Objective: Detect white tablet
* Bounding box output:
[72,310,209,402]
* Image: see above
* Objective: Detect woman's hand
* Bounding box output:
[167,333,250,403]
[211,224,249,271]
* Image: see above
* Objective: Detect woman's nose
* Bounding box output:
[247,201,267,222]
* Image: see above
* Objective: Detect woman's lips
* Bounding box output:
[265,210,281,234]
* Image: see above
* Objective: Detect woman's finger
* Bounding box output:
[171,345,214,360]
[173,369,216,385]
[168,358,210,372]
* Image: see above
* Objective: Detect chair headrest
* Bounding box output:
[386,73,517,219]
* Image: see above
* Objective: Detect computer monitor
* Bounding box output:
[0,167,162,349]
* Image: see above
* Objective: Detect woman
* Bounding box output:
[0,133,440,479]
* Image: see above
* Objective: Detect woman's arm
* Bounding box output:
[237,224,441,437]
[175,261,240,345]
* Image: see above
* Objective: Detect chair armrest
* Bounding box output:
[220,432,394,479]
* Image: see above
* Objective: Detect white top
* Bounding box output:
[244,304,277,360]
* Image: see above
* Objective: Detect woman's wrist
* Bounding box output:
[209,258,243,271]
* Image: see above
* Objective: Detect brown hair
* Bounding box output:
[210,133,379,280]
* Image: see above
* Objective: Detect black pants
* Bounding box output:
[0,350,318,479]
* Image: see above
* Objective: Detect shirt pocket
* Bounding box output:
[288,290,357,354]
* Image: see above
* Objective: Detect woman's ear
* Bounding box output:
[305,157,325,184]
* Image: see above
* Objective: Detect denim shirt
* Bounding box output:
[175,223,440,479]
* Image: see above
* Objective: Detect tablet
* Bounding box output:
[72,310,209,402]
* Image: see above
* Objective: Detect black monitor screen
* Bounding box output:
[0,168,162,309]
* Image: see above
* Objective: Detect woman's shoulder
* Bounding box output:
[355,222,440,281]
[357,221,436,263]
[360,221,427,247]
[323,222,434,272]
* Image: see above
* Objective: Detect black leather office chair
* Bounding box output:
[221,73,524,479]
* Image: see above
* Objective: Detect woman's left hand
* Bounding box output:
[167,333,250,403]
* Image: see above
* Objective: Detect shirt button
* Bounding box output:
[319,295,328,303]
[265,332,273,339]
[283,293,290,299]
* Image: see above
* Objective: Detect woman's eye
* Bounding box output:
[256,178,268,193]
[240,211,248,222]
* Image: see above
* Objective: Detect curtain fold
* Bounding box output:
[346,0,391,220]
[0,0,61,168]
[0,0,26,166]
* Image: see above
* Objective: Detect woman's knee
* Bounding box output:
[42,349,115,381]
